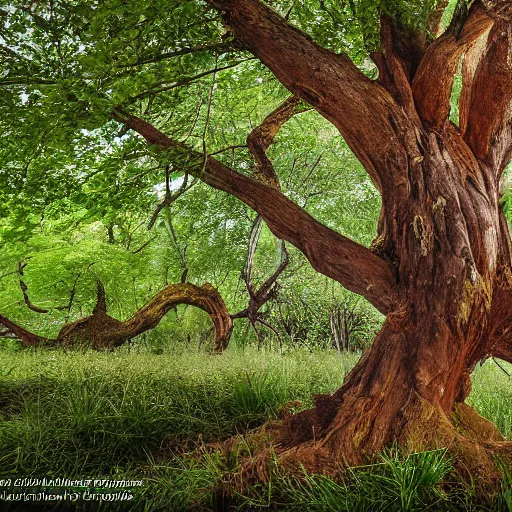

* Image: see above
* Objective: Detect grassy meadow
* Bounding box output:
[0,344,510,511]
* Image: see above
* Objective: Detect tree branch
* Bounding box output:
[113,112,398,314]
[121,42,231,67]
[147,168,197,229]
[0,314,50,347]
[205,0,413,193]
[492,341,512,364]
[17,260,68,314]
[246,95,304,188]
[120,283,233,351]
[128,60,253,102]
[462,19,512,174]
[11,282,233,351]
[427,0,451,37]
[93,280,107,315]
[18,260,49,314]
[131,235,157,254]
[412,4,493,129]
[0,78,57,87]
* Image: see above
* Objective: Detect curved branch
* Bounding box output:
[412,4,493,128]
[247,95,303,188]
[462,20,512,173]
[233,214,289,323]
[55,283,232,350]
[120,283,233,351]
[3,283,233,351]
[114,112,398,314]
[17,260,49,313]
[0,314,50,347]
[206,0,413,193]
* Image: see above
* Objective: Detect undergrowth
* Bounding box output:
[0,346,509,511]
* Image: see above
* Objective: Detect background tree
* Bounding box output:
[2,0,512,484]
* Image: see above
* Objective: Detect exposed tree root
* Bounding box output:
[209,398,511,496]
[0,281,233,351]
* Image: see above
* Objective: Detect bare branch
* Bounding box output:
[147,169,197,229]
[163,209,189,284]
[18,260,49,314]
[121,42,231,67]
[0,314,51,347]
[0,78,57,87]
[210,144,248,156]
[128,60,254,102]
[242,215,263,298]
[132,236,157,254]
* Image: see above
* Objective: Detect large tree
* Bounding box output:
[2,0,512,482]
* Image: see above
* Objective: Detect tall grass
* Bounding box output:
[468,359,512,439]
[0,346,357,478]
[0,346,509,511]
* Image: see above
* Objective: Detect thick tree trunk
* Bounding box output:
[271,128,512,486]
[111,0,512,486]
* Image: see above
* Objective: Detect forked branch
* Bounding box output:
[412,4,493,129]
[232,215,290,320]
[113,112,398,314]
[206,0,412,192]
[1,282,233,351]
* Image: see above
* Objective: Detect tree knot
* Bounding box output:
[412,215,431,256]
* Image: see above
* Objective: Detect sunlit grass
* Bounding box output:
[0,345,509,510]
[0,346,358,478]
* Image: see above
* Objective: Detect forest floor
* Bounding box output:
[0,344,510,511]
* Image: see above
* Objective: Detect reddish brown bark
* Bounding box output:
[112,0,512,485]
[246,95,303,188]
[412,5,492,129]
[0,282,233,351]
[0,314,49,347]
[112,112,397,315]
[206,0,418,194]
[427,0,450,37]
[463,21,512,172]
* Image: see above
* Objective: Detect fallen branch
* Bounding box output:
[0,281,233,351]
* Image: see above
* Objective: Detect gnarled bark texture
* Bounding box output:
[112,0,512,487]
[0,282,233,351]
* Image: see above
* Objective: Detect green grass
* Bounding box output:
[468,359,512,439]
[0,346,509,511]
[0,346,357,477]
